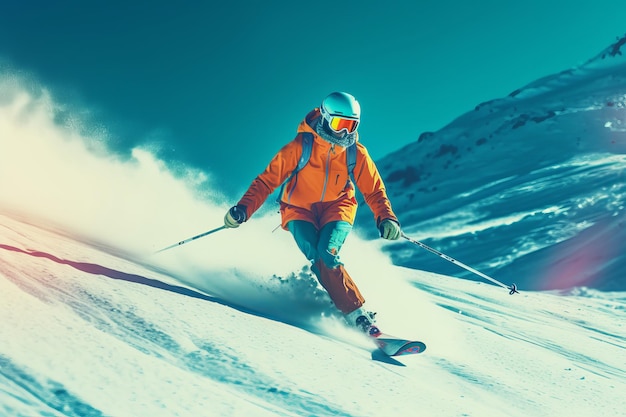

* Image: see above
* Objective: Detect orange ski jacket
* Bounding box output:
[237,109,398,229]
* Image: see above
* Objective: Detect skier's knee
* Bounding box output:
[319,248,342,269]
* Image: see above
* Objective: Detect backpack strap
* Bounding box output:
[297,132,314,173]
[276,132,313,203]
[346,142,357,185]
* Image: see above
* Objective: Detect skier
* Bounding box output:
[223,92,401,332]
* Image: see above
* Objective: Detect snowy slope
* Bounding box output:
[369,35,626,291]
[1,212,625,417]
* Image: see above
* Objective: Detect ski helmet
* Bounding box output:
[320,92,360,136]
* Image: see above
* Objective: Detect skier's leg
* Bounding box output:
[287,219,367,318]
[316,220,351,269]
[286,220,319,262]
[313,260,365,313]
[312,221,365,314]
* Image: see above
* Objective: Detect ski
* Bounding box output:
[367,326,426,357]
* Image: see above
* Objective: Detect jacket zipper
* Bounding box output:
[320,145,334,201]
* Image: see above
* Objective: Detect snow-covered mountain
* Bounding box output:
[366,35,626,292]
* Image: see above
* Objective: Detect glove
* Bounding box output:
[224,205,247,228]
[379,218,401,240]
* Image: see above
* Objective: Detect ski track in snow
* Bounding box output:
[1,213,625,417]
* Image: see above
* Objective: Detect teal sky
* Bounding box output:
[1,1,625,195]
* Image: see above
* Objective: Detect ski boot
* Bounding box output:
[345,308,380,335]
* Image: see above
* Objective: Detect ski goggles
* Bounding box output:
[328,115,359,134]
[321,108,359,134]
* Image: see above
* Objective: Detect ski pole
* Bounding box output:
[401,232,519,295]
[154,225,227,254]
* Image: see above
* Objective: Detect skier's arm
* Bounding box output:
[353,144,399,228]
[235,139,300,220]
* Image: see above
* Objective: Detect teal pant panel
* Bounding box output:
[287,220,352,269]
